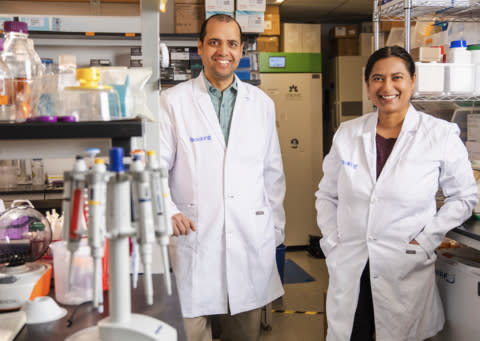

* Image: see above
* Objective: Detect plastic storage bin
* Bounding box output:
[445,63,474,95]
[433,247,480,341]
[415,62,445,96]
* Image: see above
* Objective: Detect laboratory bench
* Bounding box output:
[448,215,480,251]
[13,273,187,341]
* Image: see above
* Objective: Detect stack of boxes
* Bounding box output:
[205,0,234,19]
[281,23,321,53]
[330,24,359,57]
[174,0,205,34]
[175,0,268,34]
[235,0,266,34]
[256,5,280,52]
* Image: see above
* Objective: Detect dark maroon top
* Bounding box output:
[376,134,397,179]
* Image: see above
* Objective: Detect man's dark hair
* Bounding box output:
[364,45,416,82]
[199,14,244,43]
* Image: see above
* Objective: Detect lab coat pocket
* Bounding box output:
[399,241,435,280]
[251,207,274,248]
[175,203,198,248]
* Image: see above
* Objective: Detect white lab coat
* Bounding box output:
[316,105,478,341]
[159,73,286,318]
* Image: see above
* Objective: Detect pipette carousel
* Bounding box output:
[0,200,52,310]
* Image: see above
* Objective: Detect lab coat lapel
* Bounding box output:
[360,113,378,185]
[227,78,249,146]
[377,105,419,182]
[193,75,226,150]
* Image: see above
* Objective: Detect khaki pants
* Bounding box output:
[184,308,262,341]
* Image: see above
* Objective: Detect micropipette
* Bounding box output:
[86,158,108,313]
[130,155,155,305]
[146,150,173,295]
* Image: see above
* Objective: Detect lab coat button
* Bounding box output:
[372,274,378,279]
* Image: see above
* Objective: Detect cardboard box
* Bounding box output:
[236,11,264,33]
[236,0,266,12]
[410,46,443,62]
[333,24,358,38]
[263,5,280,36]
[334,38,359,56]
[175,3,204,34]
[303,24,321,53]
[281,23,321,53]
[256,35,279,52]
[205,0,234,12]
[281,23,302,52]
[359,32,385,56]
[174,0,203,3]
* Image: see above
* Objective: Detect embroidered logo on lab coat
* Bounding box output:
[190,135,212,142]
[341,159,358,170]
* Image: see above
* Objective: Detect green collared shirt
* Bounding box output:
[203,73,238,144]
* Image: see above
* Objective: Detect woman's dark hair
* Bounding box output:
[364,45,415,81]
[199,14,244,43]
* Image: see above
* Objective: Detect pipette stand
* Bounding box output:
[66,148,177,341]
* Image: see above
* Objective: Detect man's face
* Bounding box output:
[197,18,244,88]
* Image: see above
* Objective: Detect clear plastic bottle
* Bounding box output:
[58,55,77,91]
[1,21,42,121]
[37,58,58,118]
[31,158,44,186]
[27,39,45,76]
[0,38,15,121]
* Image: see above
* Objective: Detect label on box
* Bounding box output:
[206,11,234,19]
[236,0,266,11]
[264,20,272,30]
[21,16,51,31]
[236,11,264,33]
[335,26,347,37]
[205,0,234,12]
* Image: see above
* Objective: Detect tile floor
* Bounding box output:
[260,250,329,341]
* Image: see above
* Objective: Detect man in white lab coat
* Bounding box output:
[158,14,286,341]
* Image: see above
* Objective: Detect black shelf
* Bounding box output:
[0,118,143,153]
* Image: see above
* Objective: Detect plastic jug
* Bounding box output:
[1,21,42,121]
[0,38,15,121]
[62,67,121,121]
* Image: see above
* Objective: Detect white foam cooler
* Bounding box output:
[433,247,480,341]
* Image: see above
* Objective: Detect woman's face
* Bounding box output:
[366,56,416,117]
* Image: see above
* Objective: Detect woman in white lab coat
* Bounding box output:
[316,46,478,341]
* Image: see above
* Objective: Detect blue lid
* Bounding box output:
[450,40,467,48]
[109,147,125,172]
[41,58,53,65]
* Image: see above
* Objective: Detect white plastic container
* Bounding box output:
[467,44,480,95]
[446,40,470,64]
[445,63,475,95]
[415,62,445,96]
[445,40,474,95]
[51,239,93,305]
[434,247,480,341]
